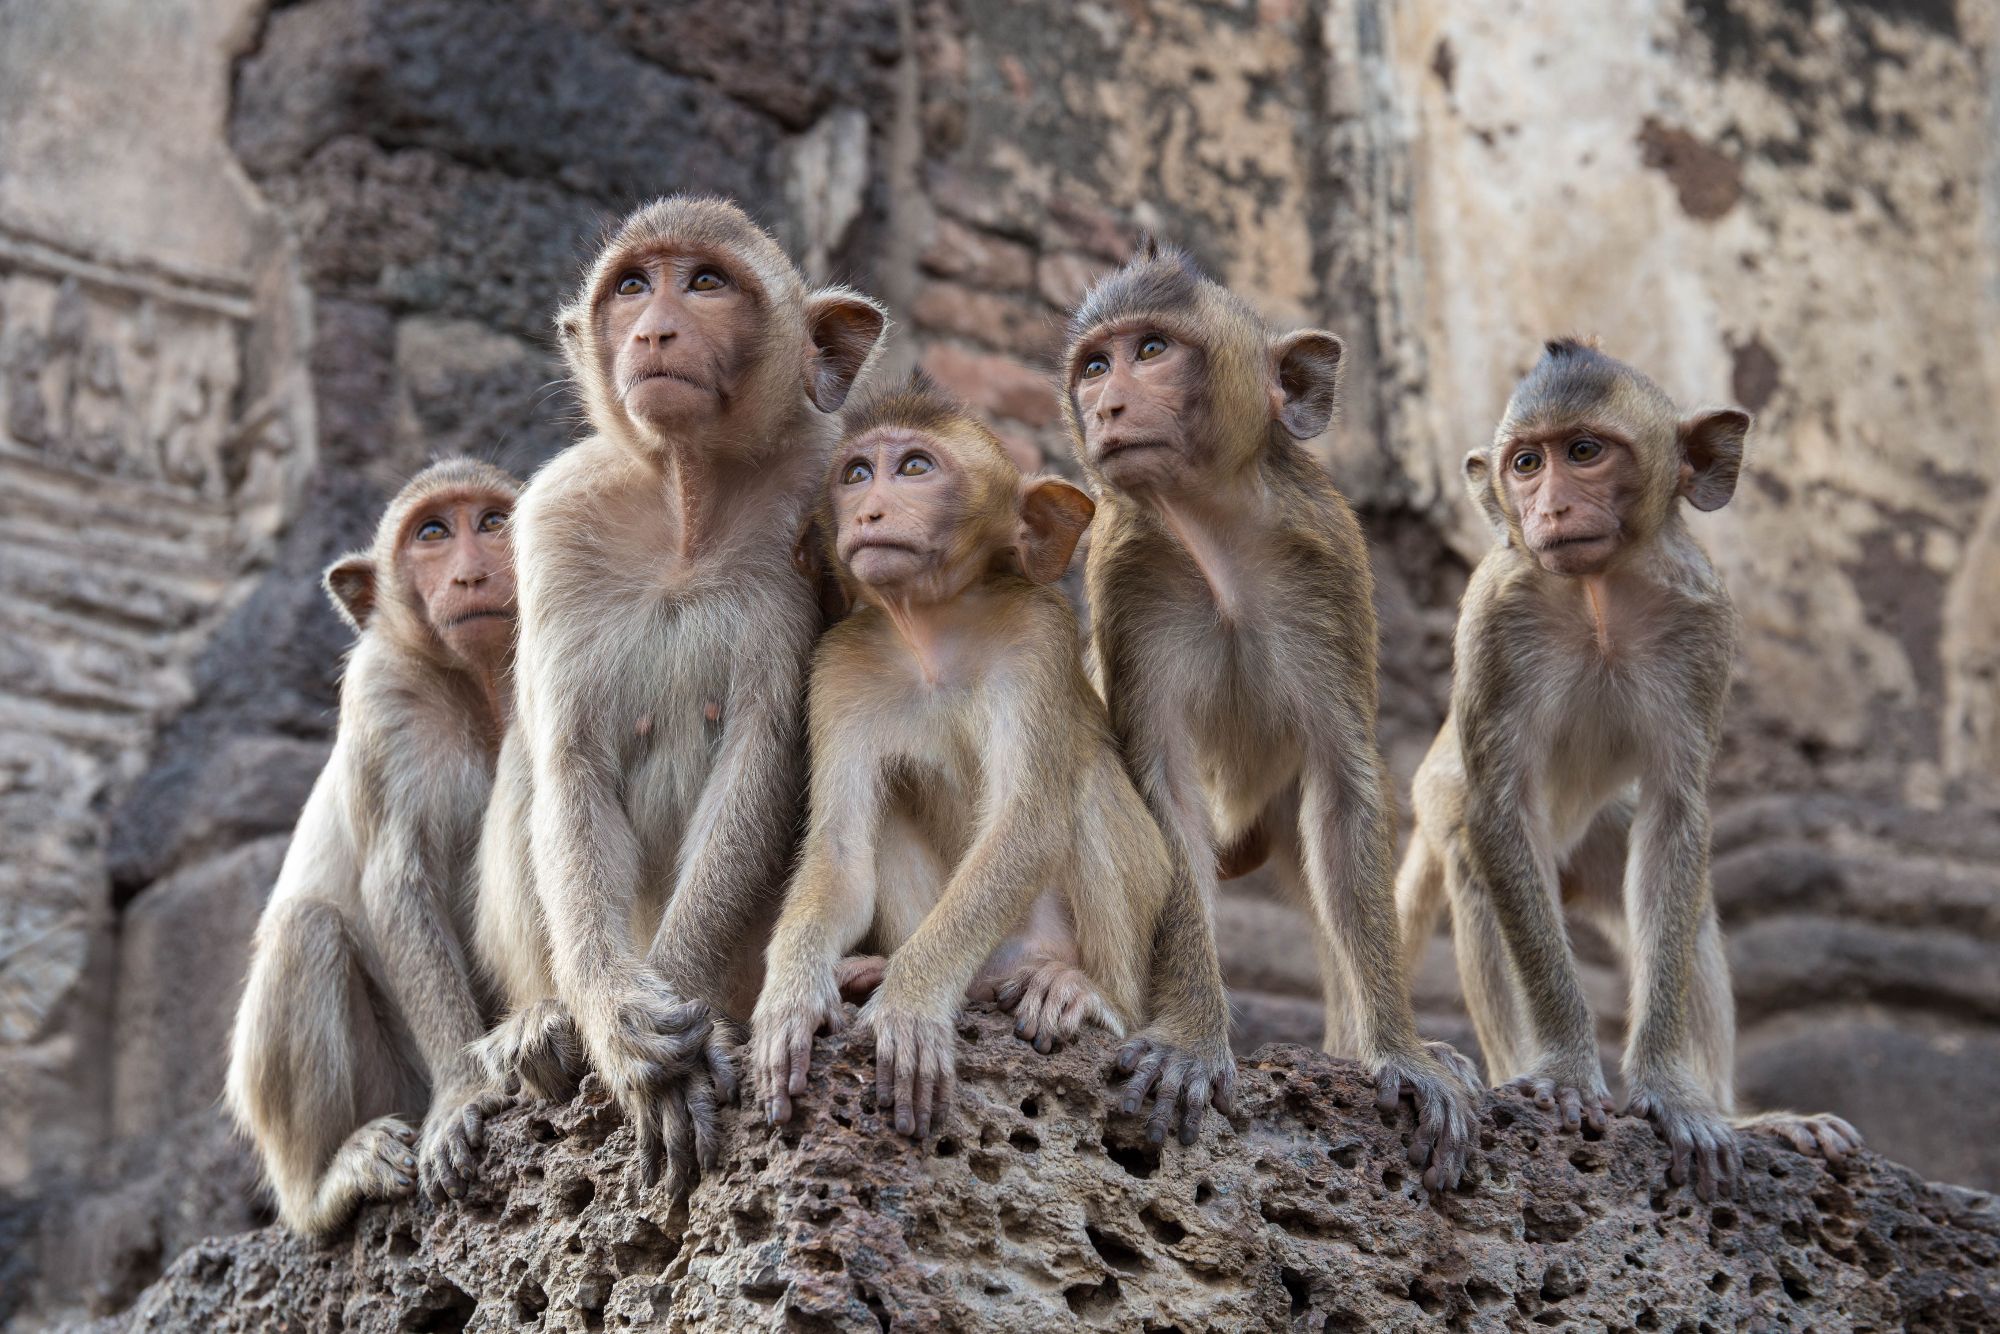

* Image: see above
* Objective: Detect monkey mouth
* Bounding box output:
[1537,533,1615,551]
[444,609,516,628]
[844,539,922,561]
[1096,437,1173,462]
[622,368,714,398]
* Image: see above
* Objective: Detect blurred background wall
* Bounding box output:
[0,0,1995,1324]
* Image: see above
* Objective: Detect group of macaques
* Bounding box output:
[226,195,1861,1240]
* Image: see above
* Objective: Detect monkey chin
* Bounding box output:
[843,542,931,590]
[623,373,721,433]
[1093,439,1180,492]
[438,611,515,669]
[1531,534,1621,578]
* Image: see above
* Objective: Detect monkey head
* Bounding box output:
[323,457,522,672]
[1466,339,1750,577]
[557,196,888,462]
[1060,239,1345,496]
[828,375,1095,607]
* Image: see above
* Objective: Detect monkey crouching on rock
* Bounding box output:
[1396,339,1861,1201]
[750,376,1175,1141]
[226,458,522,1238]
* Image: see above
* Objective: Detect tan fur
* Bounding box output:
[1060,244,1478,1174]
[749,382,1169,1137]
[225,458,520,1237]
[471,196,888,1193]
[1397,339,1859,1200]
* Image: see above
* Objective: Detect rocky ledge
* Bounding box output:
[110,1009,1998,1332]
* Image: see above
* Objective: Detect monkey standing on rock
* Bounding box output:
[1396,339,1861,1201]
[226,458,521,1237]
[471,196,888,1195]
[1061,242,1479,1182]
[749,377,1172,1139]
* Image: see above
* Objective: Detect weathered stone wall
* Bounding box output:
[2,0,1996,1327]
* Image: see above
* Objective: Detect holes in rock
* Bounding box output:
[1636,1306,1660,1330]
[862,1283,893,1331]
[1063,1274,1121,1318]
[1538,1260,1581,1303]
[574,1273,612,1332]
[1020,1096,1041,1118]
[384,1226,418,1259]
[1327,1139,1361,1170]
[1259,1200,1349,1244]
[1709,1271,1732,1294]
[1466,1277,1507,1309]
[1750,1272,1777,1296]
[1009,1130,1041,1153]
[1521,1202,1586,1244]
[611,1217,680,1275]
[1406,1277,1444,1315]
[1103,1136,1160,1179]
[1568,1148,1601,1174]
[1781,1272,1811,1302]
[406,1279,477,1334]
[1140,1205,1187,1246]
[1491,1103,1517,1128]
[555,1176,595,1216]
[735,1200,773,1245]
[1194,1180,1214,1206]
[739,1262,787,1302]
[1381,1169,1404,1193]
[512,1277,548,1323]
[970,1152,1004,1183]
[1279,1266,1310,1318]
[1085,1225,1148,1275]
[957,1019,982,1041]
[1710,1206,1738,1231]
[527,1118,558,1144]
[935,1136,959,1157]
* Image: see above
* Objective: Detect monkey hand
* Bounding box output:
[1374,1045,1480,1193]
[589,978,741,1199]
[833,954,888,1002]
[1505,1057,1614,1136]
[1113,1028,1238,1147]
[856,995,957,1141]
[471,997,586,1102]
[1626,1075,1740,1201]
[750,976,847,1128]
[1737,1110,1863,1164]
[417,1079,512,1205]
[994,960,1125,1054]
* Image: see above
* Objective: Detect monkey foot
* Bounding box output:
[1627,1081,1740,1202]
[335,1115,420,1204]
[590,982,740,1199]
[1738,1110,1863,1164]
[1423,1039,1484,1090]
[857,999,957,1141]
[995,960,1124,1054]
[1374,1048,1479,1193]
[749,984,847,1127]
[1505,1065,1614,1136]
[1113,1028,1238,1148]
[418,1083,512,1205]
[472,997,585,1102]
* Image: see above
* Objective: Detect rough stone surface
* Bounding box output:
[105,1011,2000,1333]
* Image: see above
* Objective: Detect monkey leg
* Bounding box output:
[991,887,1127,1056]
[1444,859,1526,1086]
[229,898,421,1237]
[1296,750,1479,1192]
[1393,828,1449,980]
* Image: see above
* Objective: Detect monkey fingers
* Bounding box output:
[750,993,843,1126]
[1116,1033,1237,1147]
[1742,1111,1862,1164]
[864,1008,957,1140]
[1505,1071,1613,1135]
[999,962,1123,1053]
[1374,1052,1478,1193]
[1629,1085,1740,1202]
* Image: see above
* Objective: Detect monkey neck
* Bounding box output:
[651,438,798,566]
[1153,484,1267,623]
[874,585,1009,688]
[1579,576,1614,660]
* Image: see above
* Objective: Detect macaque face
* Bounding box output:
[1071,323,1200,489]
[403,492,516,665]
[600,249,757,434]
[832,427,983,600]
[1500,429,1646,577]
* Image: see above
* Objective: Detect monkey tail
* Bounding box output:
[1393,831,1448,976]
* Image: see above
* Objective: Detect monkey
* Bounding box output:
[224,457,521,1238]
[469,196,889,1195]
[748,377,1171,1140]
[1059,241,1478,1182]
[1393,338,1862,1202]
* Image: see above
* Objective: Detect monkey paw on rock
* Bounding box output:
[1627,1077,1741,1202]
[856,997,957,1140]
[417,1082,512,1205]
[471,996,586,1102]
[1114,1028,1238,1147]
[995,960,1125,1054]
[750,981,848,1127]
[1374,1045,1480,1193]
[1739,1110,1864,1164]
[592,981,740,1199]
[1505,1059,1615,1136]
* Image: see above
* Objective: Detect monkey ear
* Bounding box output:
[1015,478,1096,584]
[323,553,377,632]
[1678,409,1749,512]
[1463,451,1510,536]
[804,289,889,413]
[1271,330,1345,440]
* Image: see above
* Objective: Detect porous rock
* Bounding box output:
[117,1010,2000,1333]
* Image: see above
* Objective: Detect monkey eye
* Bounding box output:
[896,452,935,477]
[415,518,450,542]
[1137,334,1169,360]
[1567,436,1604,464]
[1511,449,1544,476]
[477,509,508,533]
[1080,353,1111,379]
[841,459,873,485]
[688,268,726,292]
[614,272,649,297]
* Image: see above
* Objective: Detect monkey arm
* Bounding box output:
[1621,768,1719,1087]
[357,814,489,1089]
[647,642,809,1011]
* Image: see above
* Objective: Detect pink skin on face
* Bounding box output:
[1072,326,1194,491]
[1502,432,1644,577]
[602,251,755,430]
[833,427,969,602]
[402,493,516,669]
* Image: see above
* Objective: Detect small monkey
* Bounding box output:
[1061,242,1477,1180]
[1396,339,1861,1201]
[472,196,888,1194]
[225,458,521,1237]
[750,377,1170,1139]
